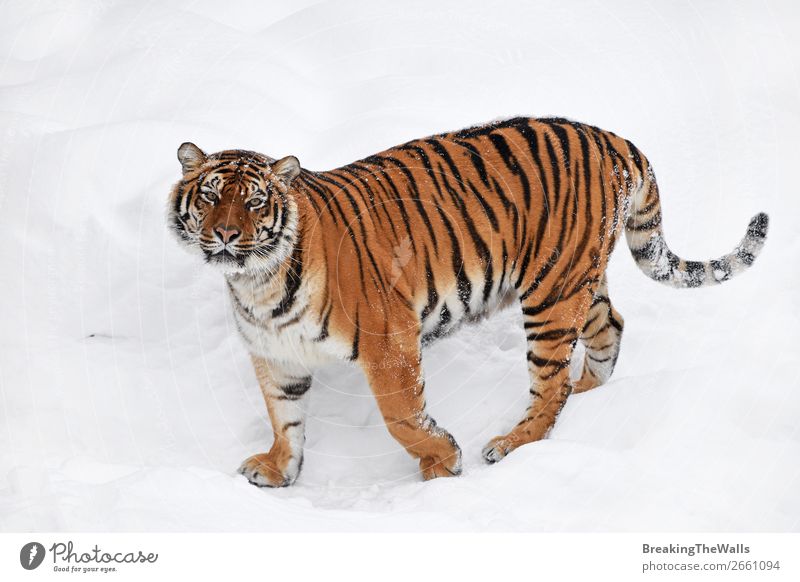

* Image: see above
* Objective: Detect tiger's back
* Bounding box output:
[293,117,638,353]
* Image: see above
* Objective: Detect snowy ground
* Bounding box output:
[1,0,798,532]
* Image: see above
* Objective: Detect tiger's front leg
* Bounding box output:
[239,355,310,487]
[361,332,462,481]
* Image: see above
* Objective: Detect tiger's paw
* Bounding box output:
[481,436,514,464]
[419,442,462,481]
[238,453,301,488]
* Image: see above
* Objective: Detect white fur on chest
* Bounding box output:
[226,276,350,369]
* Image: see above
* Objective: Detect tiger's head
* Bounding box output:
[168,142,301,274]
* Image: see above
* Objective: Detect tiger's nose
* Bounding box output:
[214,224,241,244]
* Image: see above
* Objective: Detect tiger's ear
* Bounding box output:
[177,142,207,175]
[272,155,301,185]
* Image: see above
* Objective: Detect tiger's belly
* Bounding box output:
[418,283,518,346]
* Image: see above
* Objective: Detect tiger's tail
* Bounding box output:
[624,168,769,288]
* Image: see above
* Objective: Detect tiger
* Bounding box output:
[167,116,768,487]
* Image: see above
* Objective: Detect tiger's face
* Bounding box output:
[168,142,301,274]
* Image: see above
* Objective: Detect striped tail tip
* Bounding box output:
[627,211,769,289]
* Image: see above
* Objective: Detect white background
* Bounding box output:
[0,0,798,531]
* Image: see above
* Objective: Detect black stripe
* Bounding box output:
[527,327,577,342]
[527,352,571,370]
[683,260,706,287]
[625,139,645,176]
[488,132,532,209]
[451,116,530,140]
[271,240,304,318]
[465,180,499,231]
[296,173,331,218]
[315,303,332,342]
[456,139,491,188]
[365,156,420,255]
[350,312,360,361]
[382,156,440,250]
[420,254,439,322]
[628,213,662,232]
[432,202,472,312]
[490,176,518,243]
[543,131,562,210]
[516,123,551,255]
[425,138,465,189]
[437,162,494,303]
[280,380,311,397]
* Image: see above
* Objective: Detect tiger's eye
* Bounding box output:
[246,197,267,211]
[200,189,218,204]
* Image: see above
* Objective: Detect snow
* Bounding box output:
[1,0,798,531]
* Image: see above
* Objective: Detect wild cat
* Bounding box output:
[168,116,768,486]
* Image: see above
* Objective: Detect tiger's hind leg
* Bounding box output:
[573,273,625,394]
[482,280,595,464]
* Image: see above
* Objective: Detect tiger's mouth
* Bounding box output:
[204,248,247,268]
